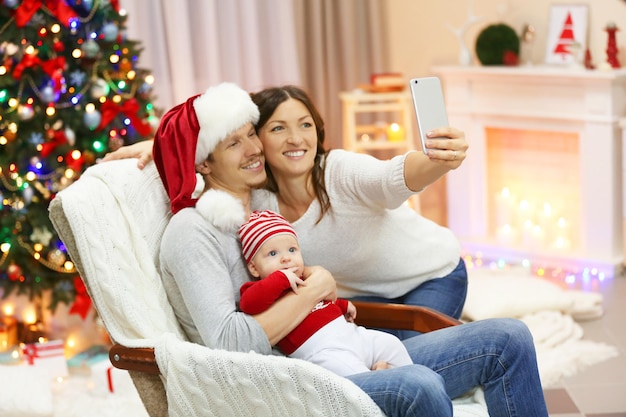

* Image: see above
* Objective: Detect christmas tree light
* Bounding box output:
[0,0,158,311]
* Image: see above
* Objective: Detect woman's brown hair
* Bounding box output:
[251,86,331,223]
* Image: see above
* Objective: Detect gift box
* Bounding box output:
[67,345,134,395]
[370,73,405,90]
[22,339,69,380]
[67,345,110,375]
[0,344,22,365]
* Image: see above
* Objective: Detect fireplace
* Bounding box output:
[433,66,626,277]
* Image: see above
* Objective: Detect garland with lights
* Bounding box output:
[0,0,158,312]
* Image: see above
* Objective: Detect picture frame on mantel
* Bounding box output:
[545,4,589,65]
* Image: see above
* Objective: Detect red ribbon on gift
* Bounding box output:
[106,367,114,392]
[13,55,66,81]
[15,0,78,28]
[22,344,38,365]
[69,276,92,320]
[40,130,68,157]
[97,98,152,137]
[22,340,65,365]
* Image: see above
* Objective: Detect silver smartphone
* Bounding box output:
[409,77,449,153]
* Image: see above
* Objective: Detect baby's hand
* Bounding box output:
[345,301,357,323]
[282,269,305,294]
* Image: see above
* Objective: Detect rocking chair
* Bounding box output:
[49,159,484,417]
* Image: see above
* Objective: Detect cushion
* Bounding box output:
[0,365,53,417]
[462,267,574,321]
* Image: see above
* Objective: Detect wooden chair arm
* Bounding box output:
[109,344,159,374]
[352,301,461,332]
[108,302,461,374]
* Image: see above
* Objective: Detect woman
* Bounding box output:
[250,86,468,334]
[141,81,548,416]
[105,85,469,335]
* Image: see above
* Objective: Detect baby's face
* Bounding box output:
[249,234,304,279]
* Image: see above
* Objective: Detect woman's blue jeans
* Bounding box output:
[347,318,549,417]
[350,257,468,339]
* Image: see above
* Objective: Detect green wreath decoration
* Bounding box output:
[475,24,520,65]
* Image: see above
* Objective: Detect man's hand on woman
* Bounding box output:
[101,139,154,169]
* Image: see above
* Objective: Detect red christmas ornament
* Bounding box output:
[69,276,92,319]
[53,40,65,53]
[65,150,84,172]
[7,263,23,281]
[503,50,519,66]
[110,0,120,12]
[3,56,13,71]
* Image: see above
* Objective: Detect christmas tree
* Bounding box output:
[0,0,158,311]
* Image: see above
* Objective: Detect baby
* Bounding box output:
[238,210,412,377]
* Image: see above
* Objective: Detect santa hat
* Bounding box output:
[153,82,260,214]
[238,211,297,263]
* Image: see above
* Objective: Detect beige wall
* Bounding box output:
[385,0,626,226]
[386,0,626,77]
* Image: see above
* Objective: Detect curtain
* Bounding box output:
[292,0,389,148]
[120,0,389,149]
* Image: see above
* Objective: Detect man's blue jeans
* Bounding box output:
[350,257,468,339]
[347,318,549,417]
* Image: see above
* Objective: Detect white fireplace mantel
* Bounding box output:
[433,65,626,275]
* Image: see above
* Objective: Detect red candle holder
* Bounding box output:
[605,23,621,69]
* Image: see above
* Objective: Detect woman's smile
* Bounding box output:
[283,150,306,158]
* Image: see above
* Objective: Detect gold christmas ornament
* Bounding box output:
[47,249,67,267]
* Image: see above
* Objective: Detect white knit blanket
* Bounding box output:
[58,160,183,347]
[55,160,489,417]
[154,333,385,417]
[521,310,619,387]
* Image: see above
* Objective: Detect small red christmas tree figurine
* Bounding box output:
[605,22,621,69]
[553,12,575,60]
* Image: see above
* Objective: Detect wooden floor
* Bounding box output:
[544,273,626,416]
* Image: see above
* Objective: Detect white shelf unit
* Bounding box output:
[339,91,415,154]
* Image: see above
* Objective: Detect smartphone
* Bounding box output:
[409,77,449,153]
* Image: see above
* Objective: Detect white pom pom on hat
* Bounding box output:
[193,82,260,164]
